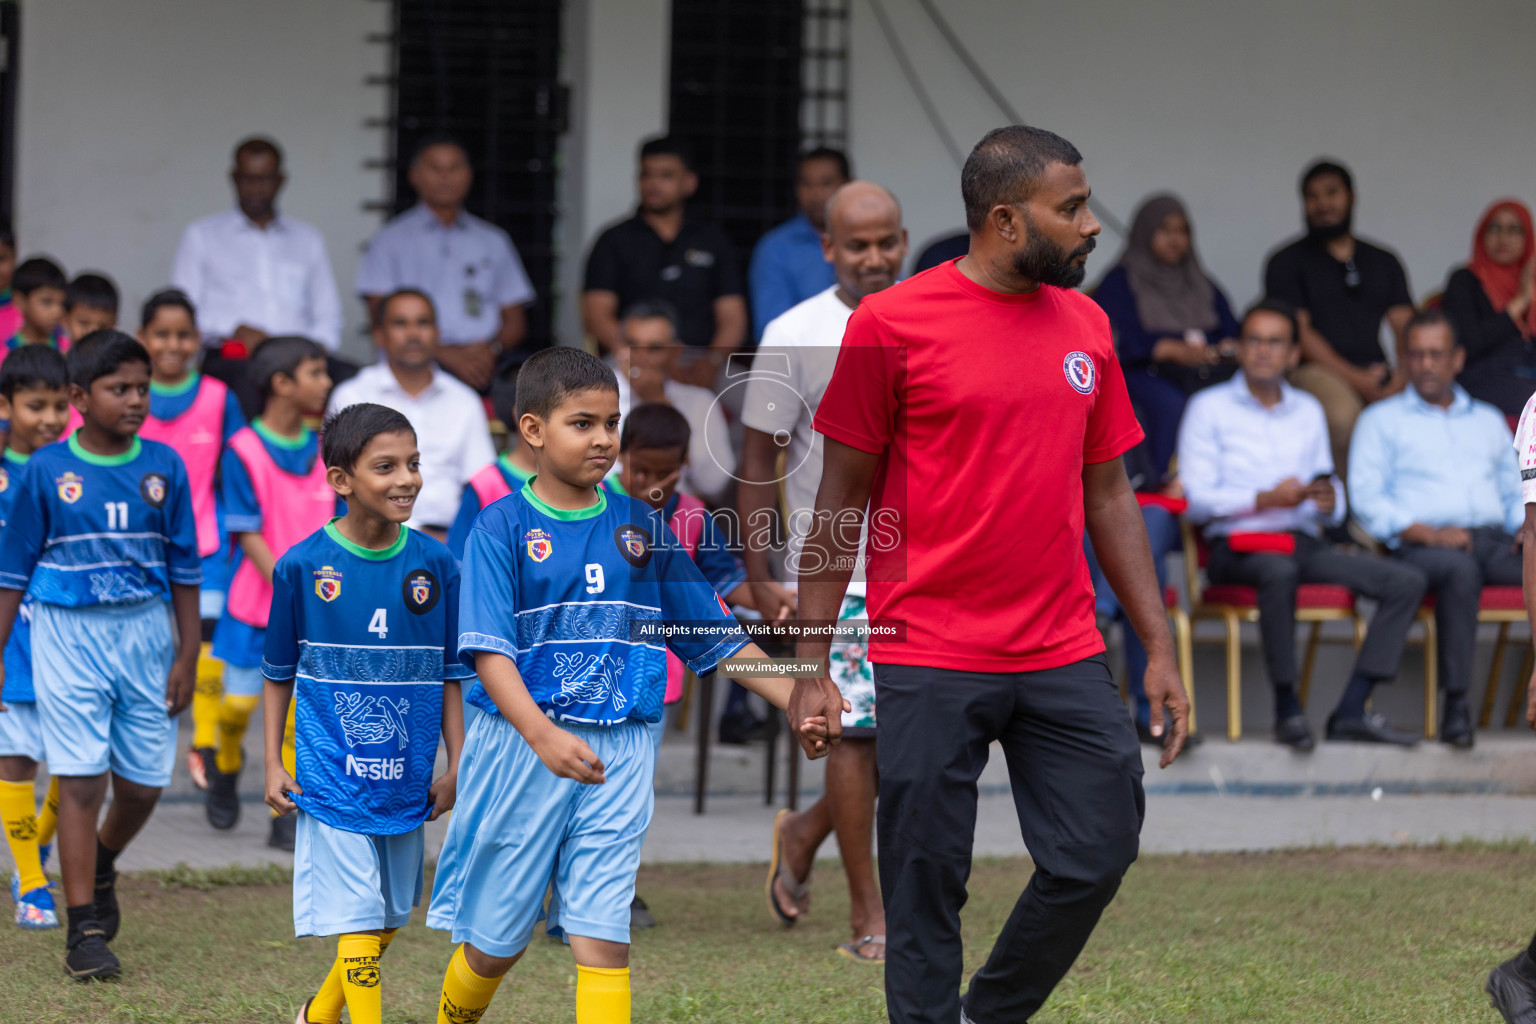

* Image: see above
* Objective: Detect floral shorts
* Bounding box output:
[828,593,876,734]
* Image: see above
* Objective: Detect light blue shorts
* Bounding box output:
[32,600,176,786]
[426,709,655,955]
[293,811,425,937]
[0,699,45,762]
[223,664,266,698]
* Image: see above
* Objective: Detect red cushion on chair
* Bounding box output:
[1201,583,1356,609]
[1479,586,1525,611]
[1164,586,1180,609]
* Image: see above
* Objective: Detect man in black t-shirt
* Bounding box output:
[1263,160,1415,474]
[581,136,747,389]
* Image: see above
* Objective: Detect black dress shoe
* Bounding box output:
[1274,715,1315,750]
[1441,703,1476,750]
[1135,719,1204,750]
[1325,712,1418,746]
[1487,952,1536,1024]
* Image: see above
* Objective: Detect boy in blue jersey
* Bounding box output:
[0,330,201,980]
[263,403,468,1024]
[426,347,837,1024]
[0,346,70,930]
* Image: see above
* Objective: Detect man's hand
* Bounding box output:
[232,325,269,350]
[436,342,497,392]
[427,769,457,821]
[1307,477,1336,516]
[265,763,301,816]
[1257,478,1309,509]
[531,723,607,784]
[788,676,844,757]
[1350,363,1392,403]
[1142,651,1190,768]
[750,581,798,625]
[165,659,196,717]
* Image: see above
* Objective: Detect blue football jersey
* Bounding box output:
[0,448,36,702]
[262,523,473,835]
[0,435,200,608]
[458,483,751,725]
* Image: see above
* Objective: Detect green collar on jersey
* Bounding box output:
[498,451,533,483]
[68,432,142,466]
[253,417,313,450]
[2,447,29,465]
[521,478,608,521]
[324,519,409,560]
[151,372,199,397]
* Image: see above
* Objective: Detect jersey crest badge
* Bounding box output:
[614,524,653,568]
[1063,351,1096,395]
[403,568,440,614]
[334,691,411,750]
[55,471,84,504]
[525,528,554,563]
[0,466,8,494]
[313,565,343,602]
[139,472,168,508]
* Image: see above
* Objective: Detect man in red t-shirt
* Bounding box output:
[791,126,1191,1024]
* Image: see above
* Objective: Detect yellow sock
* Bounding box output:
[337,933,382,1024]
[35,776,59,847]
[310,928,397,1023]
[576,965,630,1024]
[283,699,297,777]
[0,778,47,895]
[438,944,503,1024]
[215,693,259,774]
[192,643,225,749]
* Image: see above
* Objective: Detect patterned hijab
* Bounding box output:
[1117,194,1218,334]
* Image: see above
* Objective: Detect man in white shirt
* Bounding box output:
[737,181,906,965]
[326,289,495,538]
[171,136,343,351]
[1179,298,1425,750]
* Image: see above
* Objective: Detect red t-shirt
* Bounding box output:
[813,259,1143,673]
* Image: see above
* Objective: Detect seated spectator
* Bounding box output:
[1094,194,1239,477]
[613,300,734,504]
[1264,160,1414,474]
[581,136,747,389]
[1349,310,1523,749]
[325,289,494,540]
[1442,198,1536,417]
[748,147,849,340]
[60,272,119,343]
[1179,299,1426,750]
[911,230,968,274]
[355,135,537,393]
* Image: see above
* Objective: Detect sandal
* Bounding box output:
[836,934,886,964]
[765,809,811,926]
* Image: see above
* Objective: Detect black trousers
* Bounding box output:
[1206,533,1426,691]
[1395,527,1522,698]
[874,655,1145,1024]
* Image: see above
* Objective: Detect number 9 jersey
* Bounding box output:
[261,522,475,835]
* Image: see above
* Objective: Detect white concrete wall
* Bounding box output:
[849,0,1536,312]
[14,0,390,358]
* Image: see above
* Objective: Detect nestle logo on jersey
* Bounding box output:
[345,754,405,780]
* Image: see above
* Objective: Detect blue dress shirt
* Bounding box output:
[1349,384,1523,546]
[748,213,836,340]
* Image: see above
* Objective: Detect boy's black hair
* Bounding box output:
[1239,298,1302,345]
[67,329,150,389]
[12,257,66,297]
[0,217,14,255]
[322,402,416,472]
[66,272,120,314]
[638,135,696,173]
[490,363,521,428]
[140,288,196,328]
[249,335,326,402]
[620,402,690,456]
[0,343,68,399]
[515,346,618,421]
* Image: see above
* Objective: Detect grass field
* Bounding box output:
[0,845,1530,1023]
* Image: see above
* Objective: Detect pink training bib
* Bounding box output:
[139,376,228,558]
[468,461,515,509]
[224,426,334,628]
[665,492,708,705]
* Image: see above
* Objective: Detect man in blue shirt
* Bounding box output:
[747,147,849,340]
[356,136,537,392]
[1349,310,1523,748]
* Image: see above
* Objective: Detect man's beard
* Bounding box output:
[1013,228,1095,288]
[1306,208,1353,242]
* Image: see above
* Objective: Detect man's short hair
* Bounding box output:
[516,346,618,421]
[1239,298,1302,345]
[1404,308,1457,348]
[960,126,1083,233]
[249,335,326,401]
[375,288,436,328]
[800,146,852,181]
[620,402,691,456]
[0,343,68,398]
[322,403,417,472]
[67,329,150,389]
[12,257,66,297]
[639,135,696,173]
[620,300,679,337]
[1301,159,1353,196]
[234,135,283,167]
[409,132,470,168]
[67,273,120,314]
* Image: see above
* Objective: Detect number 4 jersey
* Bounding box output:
[262,522,474,835]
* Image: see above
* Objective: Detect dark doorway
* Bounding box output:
[0,2,19,224]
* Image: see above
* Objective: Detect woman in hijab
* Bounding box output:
[1443,198,1536,417]
[1094,194,1240,476]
